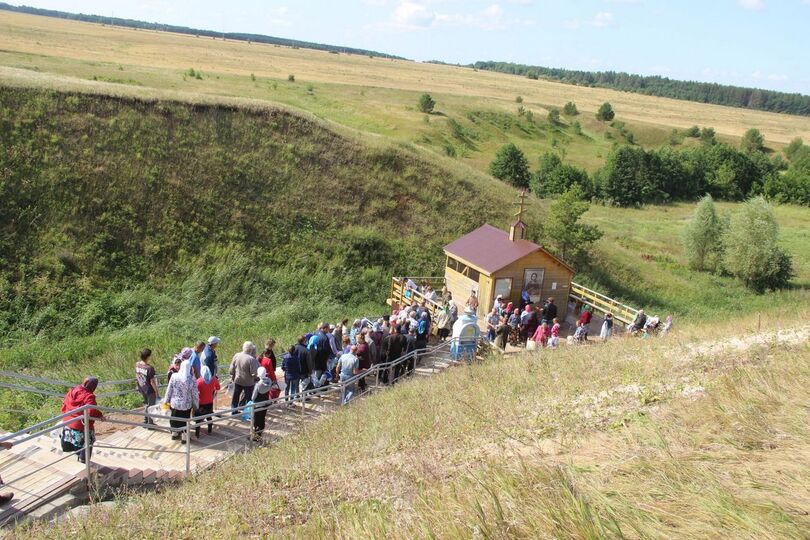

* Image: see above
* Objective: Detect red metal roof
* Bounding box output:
[443,224,546,274]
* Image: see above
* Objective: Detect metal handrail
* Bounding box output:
[0,334,487,495]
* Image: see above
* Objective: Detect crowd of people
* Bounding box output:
[48,284,673,469]
[472,289,673,351]
[127,308,447,445]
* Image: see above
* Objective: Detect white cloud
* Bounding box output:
[380,1,532,31]
[767,73,788,81]
[591,11,614,27]
[393,1,434,27]
[738,0,764,10]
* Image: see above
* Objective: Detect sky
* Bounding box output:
[11,0,810,94]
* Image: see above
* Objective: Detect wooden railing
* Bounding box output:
[569,281,639,326]
[388,277,447,319]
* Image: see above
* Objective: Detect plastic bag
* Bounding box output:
[241,400,254,422]
[526,339,537,351]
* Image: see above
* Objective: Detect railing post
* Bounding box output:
[300,389,305,417]
[83,407,92,492]
[249,403,255,442]
[185,417,191,476]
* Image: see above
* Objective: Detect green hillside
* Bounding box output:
[1,86,809,428]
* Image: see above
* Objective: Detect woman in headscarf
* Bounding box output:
[251,367,275,442]
[60,377,104,463]
[369,322,384,364]
[434,305,452,342]
[532,321,550,348]
[495,315,510,351]
[349,320,362,345]
[195,366,220,437]
[600,313,614,341]
[416,312,429,349]
[355,330,371,392]
[507,308,521,346]
[163,359,199,444]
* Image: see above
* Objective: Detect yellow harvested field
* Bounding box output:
[1,10,809,146]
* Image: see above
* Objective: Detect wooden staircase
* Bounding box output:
[0,348,462,527]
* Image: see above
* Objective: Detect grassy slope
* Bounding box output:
[0,86,536,425]
[16,315,810,538]
[1,83,809,428]
[1,10,809,176]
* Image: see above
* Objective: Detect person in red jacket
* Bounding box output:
[195,366,220,437]
[60,377,104,463]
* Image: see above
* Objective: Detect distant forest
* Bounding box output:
[0,2,404,59]
[469,61,810,117]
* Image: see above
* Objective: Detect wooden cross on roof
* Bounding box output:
[513,189,528,222]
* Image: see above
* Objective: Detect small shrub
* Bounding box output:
[288,74,295,82]
[516,96,523,103]
[596,102,615,121]
[418,93,436,114]
[548,109,561,124]
[572,121,582,135]
[250,73,256,82]
[563,102,578,116]
[307,84,314,93]
[517,105,526,117]
[685,125,700,138]
[700,127,716,145]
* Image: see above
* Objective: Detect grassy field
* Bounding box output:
[14,315,810,538]
[2,10,810,175]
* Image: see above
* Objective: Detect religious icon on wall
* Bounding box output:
[522,269,544,305]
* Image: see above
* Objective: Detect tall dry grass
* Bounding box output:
[15,318,810,538]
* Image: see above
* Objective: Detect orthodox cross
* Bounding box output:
[513,189,528,221]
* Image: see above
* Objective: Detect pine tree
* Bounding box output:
[544,186,602,264]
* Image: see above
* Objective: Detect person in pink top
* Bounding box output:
[549,318,561,348]
[531,322,549,348]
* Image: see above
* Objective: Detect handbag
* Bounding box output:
[526,339,537,351]
[60,427,78,453]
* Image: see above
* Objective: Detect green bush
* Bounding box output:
[489,143,531,188]
[418,93,435,113]
[562,102,578,116]
[596,102,614,121]
[722,197,794,292]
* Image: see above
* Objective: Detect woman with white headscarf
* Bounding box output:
[250,367,275,442]
[163,359,199,443]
